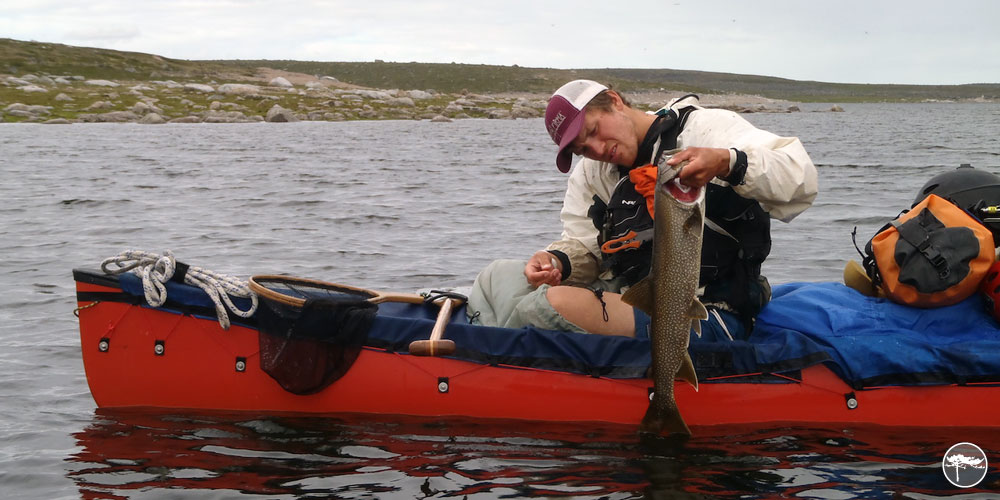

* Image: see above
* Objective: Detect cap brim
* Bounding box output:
[554,111,585,173]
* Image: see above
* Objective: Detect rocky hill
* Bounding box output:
[2,38,997,124]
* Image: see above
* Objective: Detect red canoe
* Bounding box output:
[73,268,1000,428]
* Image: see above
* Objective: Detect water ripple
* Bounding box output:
[3,104,1000,498]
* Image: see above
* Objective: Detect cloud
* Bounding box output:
[1,0,998,84]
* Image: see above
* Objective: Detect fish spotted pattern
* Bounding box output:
[622,160,707,436]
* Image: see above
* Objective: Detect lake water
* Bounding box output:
[2,102,1000,499]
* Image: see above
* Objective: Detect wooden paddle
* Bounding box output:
[249,275,427,307]
[408,294,462,357]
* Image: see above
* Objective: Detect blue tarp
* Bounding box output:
[751,282,1000,388]
[115,272,1000,388]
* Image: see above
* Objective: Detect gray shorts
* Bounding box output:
[466,259,610,333]
[467,258,738,341]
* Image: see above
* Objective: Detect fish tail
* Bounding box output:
[639,402,692,436]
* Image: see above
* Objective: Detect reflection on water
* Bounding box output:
[68,410,1000,499]
[69,410,646,499]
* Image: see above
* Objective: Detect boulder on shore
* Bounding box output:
[184,83,215,93]
[265,104,298,122]
[85,79,119,87]
[168,116,202,124]
[218,83,261,95]
[139,113,166,124]
[80,111,141,123]
[269,77,293,88]
[408,90,434,99]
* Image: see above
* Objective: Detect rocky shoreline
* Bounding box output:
[1,68,815,125]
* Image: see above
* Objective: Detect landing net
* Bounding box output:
[249,275,378,395]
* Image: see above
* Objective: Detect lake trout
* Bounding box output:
[621,161,708,436]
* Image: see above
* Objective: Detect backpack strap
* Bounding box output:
[855,224,885,286]
[891,216,950,278]
[854,208,909,287]
[651,104,697,166]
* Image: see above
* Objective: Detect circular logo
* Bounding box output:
[942,442,988,488]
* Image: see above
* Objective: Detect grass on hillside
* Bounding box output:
[2,37,999,108]
[0,38,256,82]
[212,61,1000,102]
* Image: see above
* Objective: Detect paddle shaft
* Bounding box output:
[408,297,459,356]
[250,275,427,307]
[370,292,426,305]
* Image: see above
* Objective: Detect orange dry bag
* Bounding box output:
[862,194,996,308]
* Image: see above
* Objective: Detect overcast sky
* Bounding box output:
[3,0,998,86]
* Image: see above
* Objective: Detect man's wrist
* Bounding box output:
[547,250,571,281]
[722,148,748,185]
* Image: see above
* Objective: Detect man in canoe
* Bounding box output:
[467,80,818,341]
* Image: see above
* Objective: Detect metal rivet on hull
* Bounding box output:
[845,392,859,410]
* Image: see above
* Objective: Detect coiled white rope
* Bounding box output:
[100,249,258,330]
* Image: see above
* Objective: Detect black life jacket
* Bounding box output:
[591,105,772,326]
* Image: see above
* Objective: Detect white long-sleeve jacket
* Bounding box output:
[546,95,819,287]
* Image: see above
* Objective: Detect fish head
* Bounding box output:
[657,161,705,207]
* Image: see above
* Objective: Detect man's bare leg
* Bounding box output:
[545,286,636,337]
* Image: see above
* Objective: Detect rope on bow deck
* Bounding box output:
[100,249,258,330]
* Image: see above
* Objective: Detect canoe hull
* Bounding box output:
[75,278,1000,427]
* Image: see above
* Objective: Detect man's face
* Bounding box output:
[567,96,639,167]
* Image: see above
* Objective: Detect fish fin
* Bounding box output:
[683,209,703,232]
[639,404,692,436]
[677,350,699,392]
[621,277,654,315]
[688,299,708,338]
[689,298,708,320]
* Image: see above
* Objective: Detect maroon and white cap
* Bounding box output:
[545,80,608,172]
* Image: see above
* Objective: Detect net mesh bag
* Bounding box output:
[250,276,379,395]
